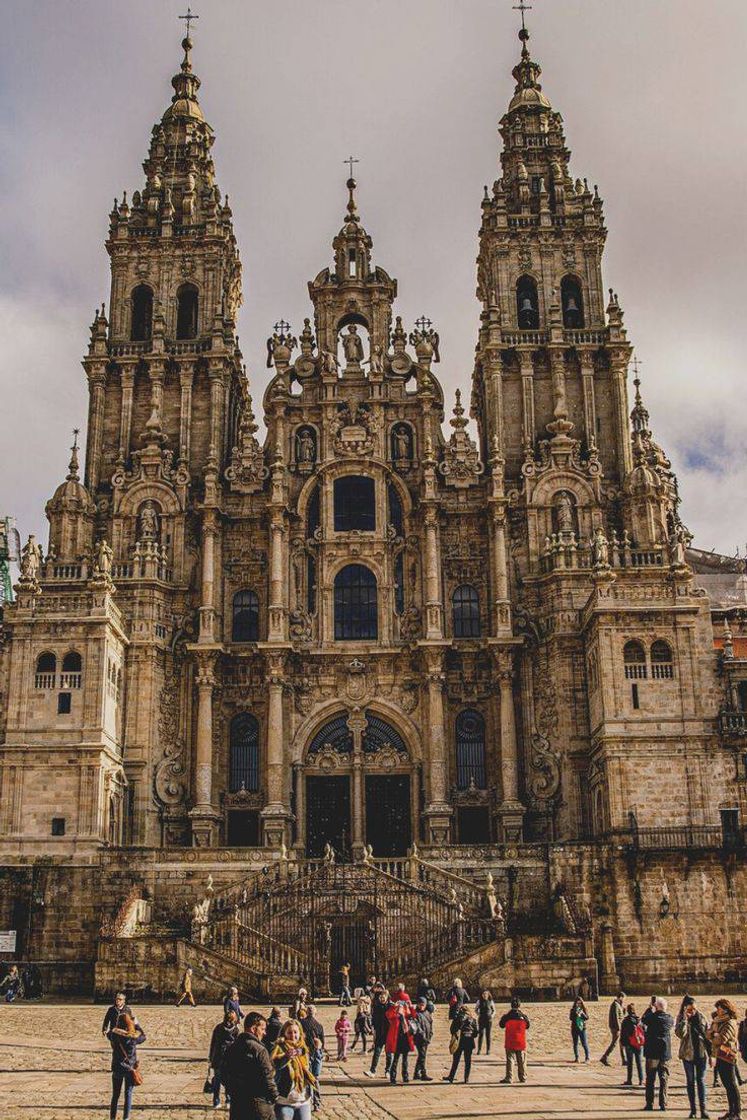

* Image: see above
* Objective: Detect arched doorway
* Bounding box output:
[301,709,413,860]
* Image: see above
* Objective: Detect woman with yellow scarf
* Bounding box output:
[272,1019,318,1120]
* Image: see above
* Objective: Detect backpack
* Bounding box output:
[629,1024,645,1050]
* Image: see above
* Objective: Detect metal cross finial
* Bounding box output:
[72,428,80,449]
[179,7,199,37]
[631,355,642,379]
[274,319,291,337]
[513,1,532,32]
[344,156,359,179]
[415,315,433,334]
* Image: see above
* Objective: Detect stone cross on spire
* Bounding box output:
[179,7,199,38]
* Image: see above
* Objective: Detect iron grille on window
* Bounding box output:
[232,590,259,642]
[334,564,378,640]
[362,712,408,755]
[455,709,487,789]
[333,476,376,532]
[229,713,260,792]
[453,585,481,638]
[307,713,353,755]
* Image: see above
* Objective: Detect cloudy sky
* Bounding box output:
[1,0,745,556]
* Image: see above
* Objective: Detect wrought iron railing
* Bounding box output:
[720,711,747,735]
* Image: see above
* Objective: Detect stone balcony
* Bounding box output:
[720,710,747,736]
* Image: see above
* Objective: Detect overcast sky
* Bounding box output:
[1,0,745,556]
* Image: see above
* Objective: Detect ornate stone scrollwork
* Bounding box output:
[439,389,483,489]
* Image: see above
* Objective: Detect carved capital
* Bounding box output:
[195,651,218,688]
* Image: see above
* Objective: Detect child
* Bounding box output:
[351,993,372,1053]
[335,1008,352,1062]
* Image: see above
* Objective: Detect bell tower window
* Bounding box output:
[348,248,357,278]
[176,283,198,340]
[131,285,153,341]
[561,276,584,328]
[517,276,539,330]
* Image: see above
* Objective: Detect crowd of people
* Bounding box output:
[93,977,747,1120]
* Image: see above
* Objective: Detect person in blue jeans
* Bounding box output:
[676,995,710,1119]
[209,1009,240,1110]
[569,996,590,1061]
[108,1012,146,1120]
[300,1004,325,1111]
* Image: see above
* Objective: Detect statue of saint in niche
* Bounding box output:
[341,324,364,366]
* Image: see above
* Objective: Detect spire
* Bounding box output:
[66,429,81,482]
[630,358,650,437]
[508,7,551,113]
[332,168,373,283]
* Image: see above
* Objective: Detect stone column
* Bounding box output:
[347,710,367,859]
[423,651,452,843]
[519,350,535,452]
[85,369,107,491]
[268,511,286,641]
[610,353,633,475]
[580,351,597,449]
[118,369,135,464]
[261,654,291,847]
[495,650,525,842]
[208,367,225,470]
[293,763,305,854]
[189,651,220,846]
[178,366,194,465]
[423,507,443,639]
[198,511,217,642]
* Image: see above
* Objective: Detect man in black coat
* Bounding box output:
[223,1012,279,1120]
[412,996,434,1081]
[642,997,675,1112]
[365,990,392,1078]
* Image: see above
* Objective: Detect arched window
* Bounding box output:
[61,651,82,688]
[651,640,674,679]
[623,640,647,679]
[308,712,353,755]
[35,652,56,690]
[232,590,259,643]
[176,283,198,340]
[452,585,481,639]
[307,485,320,538]
[130,285,153,341]
[737,681,747,713]
[516,275,539,330]
[334,564,378,640]
[362,712,408,755]
[229,713,260,792]
[388,482,403,538]
[561,276,584,329]
[333,476,375,532]
[455,709,486,789]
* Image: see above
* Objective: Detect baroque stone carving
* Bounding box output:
[332,401,376,457]
[154,666,187,809]
[439,390,483,488]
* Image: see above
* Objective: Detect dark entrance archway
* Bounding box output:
[306,776,351,860]
[365,774,411,856]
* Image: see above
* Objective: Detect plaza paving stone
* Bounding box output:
[0,996,742,1119]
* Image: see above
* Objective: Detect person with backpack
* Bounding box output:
[675,995,710,1119]
[447,978,469,1022]
[499,996,530,1084]
[642,997,675,1112]
[444,1005,478,1084]
[569,995,590,1063]
[620,1003,645,1087]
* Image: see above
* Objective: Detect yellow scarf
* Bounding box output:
[271,1038,317,1094]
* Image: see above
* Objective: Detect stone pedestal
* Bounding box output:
[495,802,526,844]
[260,804,292,849]
[423,802,453,845]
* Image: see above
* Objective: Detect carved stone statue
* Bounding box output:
[364,344,385,375]
[556,491,575,534]
[592,526,609,569]
[393,425,411,462]
[296,428,315,466]
[94,537,113,577]
[321,350,339,376]
[362,843,374,864]
[323,842,335,865]
[19,534,42,583]
[139,501,159,542]
[485,872,498,918]
[341,324,364,366]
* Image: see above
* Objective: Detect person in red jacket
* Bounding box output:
[499,996,530,1084]
[385,986,416,1084]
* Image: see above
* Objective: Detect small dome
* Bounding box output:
[48,477,94,513]
[163,98,204,122]
[508,86,551,112]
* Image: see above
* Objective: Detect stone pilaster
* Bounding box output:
[261,653,292,847]
[422,649,452,843]
[189,650,220,847]
[494,650,525,842]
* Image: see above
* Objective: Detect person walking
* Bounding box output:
[223,1012,279,1120]
[620,1003,645,1087]
[209,1009,240,1111]
[600,991,626,1066]
[642,996,674,1112]
[476,990,495,1056]
[265,1008,284,1053]
[499,996,530,1084]
[107,1012,146,1120]
[447,978,469,1022]
[351,993,372,1053]
[224,987,244,1022]
[338,963,352,1007]
[385,989,415,1084]
[444,1005,478,1084]
[300,1004,325,1112]
[364,989,392,1078]
[102,992,136,1036]
[416,978,437,1004]
[412,995,434,1081]
[271,1019,317,1120]
[569,995,590,1063]
[707,998,742,1120]
[334,1009,352,1062]
[675,995,710,1119]
[176,966,195,1007]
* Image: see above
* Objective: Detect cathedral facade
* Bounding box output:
[1,26,745,996]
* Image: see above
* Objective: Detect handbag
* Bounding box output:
[717,1044,737,1065]
[118,1041,144,1087]
[449,1034,459,1055]
[203,1067,215,1093]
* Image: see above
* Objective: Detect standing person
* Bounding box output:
[499,996,530,1084]
[271,1019,317,1120]
[224,987,244,1022]
[620,1003,645,1087]
[300,1004,325,1112]
[1,965,21,1003]
[642,996,674,1112]
[707,998,742,1120]
[334,1009,352,1062]
[102,993,136,1037]
[223,1012,278,1120]
[351,992,372,1053]
[364,989,392,1078]
[338,963,352,1007]
[447,978,469,1022]
[675,995,710,1119]
[107,1012,146,1120]
[412,995,434,1081]
[476,990,495,1056]
[417,978,437,1004]
[176,966,195,1007]
[288,988,308,1021]
[385,989,416,1084]
[209,1010,240,1111]
[444,1005,478,1084]
[600,991,626,1066]
[265,1008,284,1053]
[570,995,590,1063]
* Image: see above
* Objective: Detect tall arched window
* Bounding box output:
[176,283,198,340]
[232,590,259,642]
[623,640,647,679]
[61,651,82,688]
[229,713,260,792]
[334,476,376,532]
[455,709,486,789]
[651,640,674,679]
[131,285,153,341]
[35,652,56,690]
[388,482,403,537]
[561,275,584,328]
[452,585,481,638]
[516,275,539,330]
[334,564,378,640]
